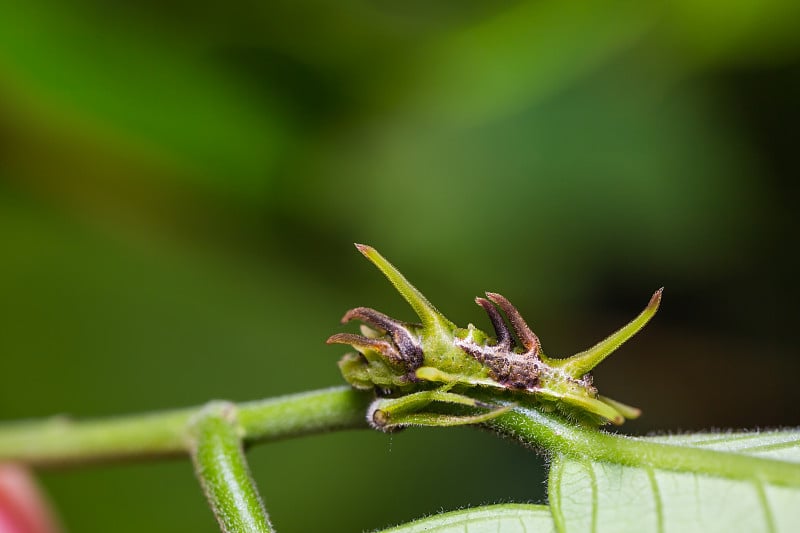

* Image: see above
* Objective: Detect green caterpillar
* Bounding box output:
[328,244,661,430]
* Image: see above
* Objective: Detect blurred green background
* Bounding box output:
[1,1,799,531]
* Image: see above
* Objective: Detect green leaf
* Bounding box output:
[549,430,800,532]
[377,504,555,533]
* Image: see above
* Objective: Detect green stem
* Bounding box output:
[189,402,274,533]
[0,387,370,466]
[238,386,371,443]
[3,385,799,490]
[485,400,800,487]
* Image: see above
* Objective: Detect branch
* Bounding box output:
[189,402,274,533]
[0,387,371,467]
[483,398,800,487]
[5,385,795,489]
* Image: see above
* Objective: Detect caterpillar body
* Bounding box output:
[328,244,660,430]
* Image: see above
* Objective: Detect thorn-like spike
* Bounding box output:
[651,287,664,308]
[339,305,424,370]
[485,292,541,355]
[341,307,399,330]
[475,297,512,349]
[354,244,454,330]
[326,333,402,363]
[326,332,391,351]
[558,288,663,378]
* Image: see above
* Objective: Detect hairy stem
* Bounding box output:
[189,402,273,533]
[0,387,370,466]
[484,399,800,487]
[2,386,799,489]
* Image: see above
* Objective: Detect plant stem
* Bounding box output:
[3,386,799,489]
[0,387,370,467]
[484,399,800,487]
[238,386,371,443]
[189,402,274,533]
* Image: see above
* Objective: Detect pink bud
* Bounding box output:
[0,465,60,533]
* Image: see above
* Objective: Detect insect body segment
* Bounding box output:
[327,244,661,431]
[457,293,544,390]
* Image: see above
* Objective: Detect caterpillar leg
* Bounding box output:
[366,389,511,432]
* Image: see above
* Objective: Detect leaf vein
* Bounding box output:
[686,433,769,446]
[739,439,800,454]
[583,459,598,533]
[645,466,664,533]
[754,479,777,533]
[549,456,566,533]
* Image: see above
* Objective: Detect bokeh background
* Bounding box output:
[1,1,799,531]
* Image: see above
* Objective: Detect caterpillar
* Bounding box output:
[328,244,661,431]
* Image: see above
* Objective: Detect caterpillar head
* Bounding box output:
[328,244,661,426]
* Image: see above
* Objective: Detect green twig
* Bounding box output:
[189,402,274,533]
[3,386,799,489]
[0,387,370,467]
[484,399,800,487]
